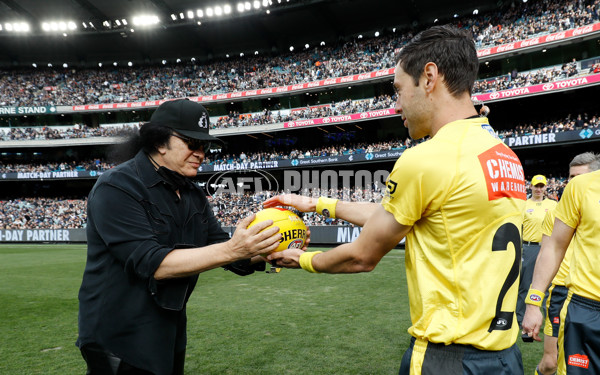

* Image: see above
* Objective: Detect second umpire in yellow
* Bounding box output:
[523,169,600,374]
[517,175,557,326]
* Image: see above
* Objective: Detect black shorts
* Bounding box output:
[543,284,568,338]
[399,337,523,375]
[559,292,600,374]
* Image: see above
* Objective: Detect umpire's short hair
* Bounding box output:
[569,152,600,171]
[396,25,479,97]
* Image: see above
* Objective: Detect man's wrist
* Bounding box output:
[309,197,319,212]
[525,287,545,307]
[316,197,338,219]
[299,251,323,273]
[222,239,245,264]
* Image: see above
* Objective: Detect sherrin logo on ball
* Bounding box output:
[248,208,307,254]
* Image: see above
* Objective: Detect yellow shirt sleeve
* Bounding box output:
[541,209,555,237]
[554,182,580,229]
[381,146,449,227]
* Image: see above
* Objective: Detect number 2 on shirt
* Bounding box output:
[488,222,521,332]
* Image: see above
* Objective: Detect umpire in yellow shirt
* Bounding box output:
[517,175,557,326]
[522,169,600,374]
[265,25,526,374]
[533,153,599,375]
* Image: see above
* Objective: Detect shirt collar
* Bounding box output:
[134,150,164,188]
[135,150,194,191]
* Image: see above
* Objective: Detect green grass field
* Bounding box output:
[0,244,543,374]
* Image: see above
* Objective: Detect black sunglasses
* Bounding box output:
[172,133,212,152]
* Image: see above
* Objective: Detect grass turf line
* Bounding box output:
[0,244,542,374]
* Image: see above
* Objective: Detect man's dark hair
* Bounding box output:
[107,122,172,164]
[397,25,478,97]
[139,122,172,154]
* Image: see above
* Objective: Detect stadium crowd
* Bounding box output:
[1,175,569,229]
[215,108,600,163]
[1,112,597,174]
[207,109,600,165]
[204,138,414,166]
[212,95,395,129]
[0,95,395,141]
[208,175,572,226]
[0,186,388,230]
[0,197,87,229]
[2,55,599,141]
[0,0,597,108]
[1,0,598,229]
[497,112,599,138]
[0,137,413,174]
[0,159,112,173]
[466,0,599,47]
[208,187,387,227]
[0,123,135,141]
[473,58,582,93]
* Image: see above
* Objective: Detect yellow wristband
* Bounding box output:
[525,288,545,307]
[299,251,323,273]
[316,197,338,219]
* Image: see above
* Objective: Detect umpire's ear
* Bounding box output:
[422,62,439,93]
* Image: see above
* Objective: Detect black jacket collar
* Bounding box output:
[134,150,164,189]
[134,150,193,192]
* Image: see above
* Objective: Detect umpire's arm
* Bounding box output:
[530,218,573,293]
[269,205,410,273]
[522,218,573,341]
[262,194,381,227]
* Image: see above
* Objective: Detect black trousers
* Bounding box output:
[80,343,185,375]
[516,242,541,326]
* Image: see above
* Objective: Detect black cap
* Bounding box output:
[149,99,221,143]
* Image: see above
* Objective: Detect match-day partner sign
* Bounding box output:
[0,229,86,242]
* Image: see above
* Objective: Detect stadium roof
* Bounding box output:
[0,0,501,67]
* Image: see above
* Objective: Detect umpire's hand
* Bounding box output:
[521,304,543,342]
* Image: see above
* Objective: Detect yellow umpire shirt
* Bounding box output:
[382,117,526,351]
[554,170,600,301]
[523,198,557,242]
[542,209,573,287]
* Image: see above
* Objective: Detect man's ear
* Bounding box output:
[423,62,439,93]
[157,141,169,155]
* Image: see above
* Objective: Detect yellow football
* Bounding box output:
[249,208,307,253]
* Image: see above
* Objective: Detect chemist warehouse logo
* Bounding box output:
[568,354,590,369]
[478,144,526,201]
